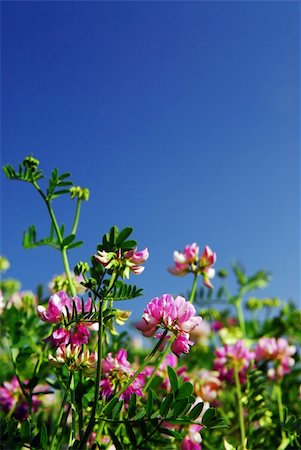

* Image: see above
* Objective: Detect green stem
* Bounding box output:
[49,372,73,450]
[69,375,76,448]
[79,299,104,448]
[235,298,246,337]
[234,365,247,450]
[189,273,199,303]
[71,198,82,236]
[33,181,76,296]
[276,382,287,445]
[143,337,174,392]
[107,329,169,407]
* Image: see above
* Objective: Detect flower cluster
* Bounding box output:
[100,349,144,404]
[0,376,42,421]
[37,290,96,347]
[94,247,149,279]
[136,294,202,356]
[255,337,296,380]
[214,340,255,384]
[49,344,97,375]
[168,243,216,288]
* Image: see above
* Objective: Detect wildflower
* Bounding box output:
[214,340,254,384]
[255,337,296,380]
[37,291,96,347]
[181,424,203,450]
[136,294,202,357]
[49,344,97,375]
[168,244,216,288]
[6,291,37,310]
[194,369,222,403]
[94,247,149,279]
[0,376,42,421]
[100,349,144,404]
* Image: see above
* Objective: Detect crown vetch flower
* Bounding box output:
[100,349,144,404]
[136,294,202,356]
[255,337,296,380]
[49,344,97,375]
[37,291,96,347]
[168,243,216,288]
[214,340,255,384]
[0,376,42,421]
[94,247,149,279]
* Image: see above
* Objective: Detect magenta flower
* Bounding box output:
[214,340,255,384]
[255,337,296,380]
[37,291,95,347]
[181,424,203,450]
[94,246,149,279]
[136,294,202,357]
[100,349,144,404]
[0,376,42,421]
[168,243,216,288]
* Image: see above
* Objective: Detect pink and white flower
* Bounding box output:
[168,243,216,288]
[214,340,255,384]
[255,337,296,380]
[136,294,202,357]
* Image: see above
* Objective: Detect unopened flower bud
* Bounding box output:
[23,156,40,171]
[70,186,90,201]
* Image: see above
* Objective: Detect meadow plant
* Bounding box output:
[0,156,300,449]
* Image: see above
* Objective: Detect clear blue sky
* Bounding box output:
[1,1,300,322]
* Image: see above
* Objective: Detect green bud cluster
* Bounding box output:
[23,155,40,171]
[0,256,10,272]
[70,186,90,201]
[246,297,280,310]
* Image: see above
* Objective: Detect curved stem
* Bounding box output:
[234,365,247,450]
[144,337,174,392]
[189,273,199,303]
[71,198,82,236]
[49,372,73,450]
[276,381,287,446]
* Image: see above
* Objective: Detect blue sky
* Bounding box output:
[1,1,300,322]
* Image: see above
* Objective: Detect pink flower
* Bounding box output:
[0,376,42,421]
[214,340,255,384]
[37,291,95,347]
[181,424,203,450]
[194,370,222,403]
[136,294,202,357]
[255,337,296,380]
[168,243,216,288]
[100,350,144,404]
[94,247,149,279]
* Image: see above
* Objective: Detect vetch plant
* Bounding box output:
[1,155,300,450]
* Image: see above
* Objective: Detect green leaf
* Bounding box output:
[132,408,146,421]
[125,422,137,447]
[167,366,179,393]
[20,419,31,440]
[160,393,174,417]
[202,407,216,426]
[128,393,137,419]
[112,400,123,419]
[116,227,133,245]
[177,382,193,399]
[171,398,189,418]
[159,427,183,439]
[119,240,137,250]
[188,401,204,421]
[59,172,71,180]
[146,388,154,417]
[108,427,124,450]
[103,398,119,415]
[109,226,119,245]
[68,241,84,249]
[40,423,48,449]
[62,234,76,246]
[149,409,160,419]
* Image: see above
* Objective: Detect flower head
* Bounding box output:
[136,294,202,357]
[94,247,149,279]
[255,337,296,380]
[100,350,144,404]
[49,344,97,375]
[214,340,254,384]
[168,243,216,288]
